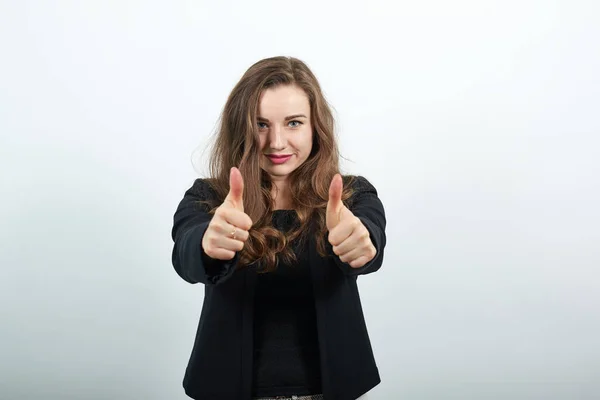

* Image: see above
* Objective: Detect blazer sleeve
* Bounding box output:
[171,179,240,285]
[329,175,387,276]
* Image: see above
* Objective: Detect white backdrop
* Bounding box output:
[1,1,599,399]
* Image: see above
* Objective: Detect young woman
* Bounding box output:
[171,56,386,400]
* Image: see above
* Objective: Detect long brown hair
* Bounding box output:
[202,56,354,272]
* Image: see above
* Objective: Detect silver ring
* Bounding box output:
[230,228,237,240]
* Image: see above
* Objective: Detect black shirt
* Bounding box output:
[252,210,322,397]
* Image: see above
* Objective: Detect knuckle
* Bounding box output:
[330,234,341,246]
[223,250,234,260]
[370,246,377,258]
[217,206,229,219]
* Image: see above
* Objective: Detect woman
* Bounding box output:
[171,56,386,400]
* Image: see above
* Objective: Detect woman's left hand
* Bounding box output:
[326,174,377,268]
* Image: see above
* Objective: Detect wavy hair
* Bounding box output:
[202,56,354,272]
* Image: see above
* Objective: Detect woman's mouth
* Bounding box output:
[266,154,293,164]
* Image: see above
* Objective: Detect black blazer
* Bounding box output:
[171,176,387,400]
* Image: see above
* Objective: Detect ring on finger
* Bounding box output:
[230,228,237,240]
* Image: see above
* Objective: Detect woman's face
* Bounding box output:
[257,84,313,184]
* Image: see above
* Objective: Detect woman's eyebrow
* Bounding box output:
[257,114,308,122]
[284,114,308,121]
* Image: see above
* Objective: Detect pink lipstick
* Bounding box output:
[266,154,292,164]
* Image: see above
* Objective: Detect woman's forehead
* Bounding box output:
[258,84,310,119]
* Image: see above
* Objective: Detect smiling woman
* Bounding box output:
[171,56,386,400]
[257,85,314,210]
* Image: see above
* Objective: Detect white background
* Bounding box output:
[1,1,599,399]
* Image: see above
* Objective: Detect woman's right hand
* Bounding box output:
[202,167,253,260]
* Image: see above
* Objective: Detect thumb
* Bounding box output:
[326,174,343,229]
[225,167,244,211]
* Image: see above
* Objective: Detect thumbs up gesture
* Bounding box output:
[202,167,253,260]
[326,174,377,269]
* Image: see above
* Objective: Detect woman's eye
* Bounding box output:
[258,122,268,129]
[288,120,303,128]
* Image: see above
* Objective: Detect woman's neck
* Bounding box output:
[271,178,293,210]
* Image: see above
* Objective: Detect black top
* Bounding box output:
[252,210,322,397]
[171,176,387,400]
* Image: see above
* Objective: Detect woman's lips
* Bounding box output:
[266,154,293,164]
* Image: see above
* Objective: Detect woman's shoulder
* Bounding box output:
[342,174,378,195]
[184,177,220,202]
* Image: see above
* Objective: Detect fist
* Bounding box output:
[202,167,253,260]
[326,174,376,268]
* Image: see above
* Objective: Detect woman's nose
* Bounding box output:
[269,126,285,149]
